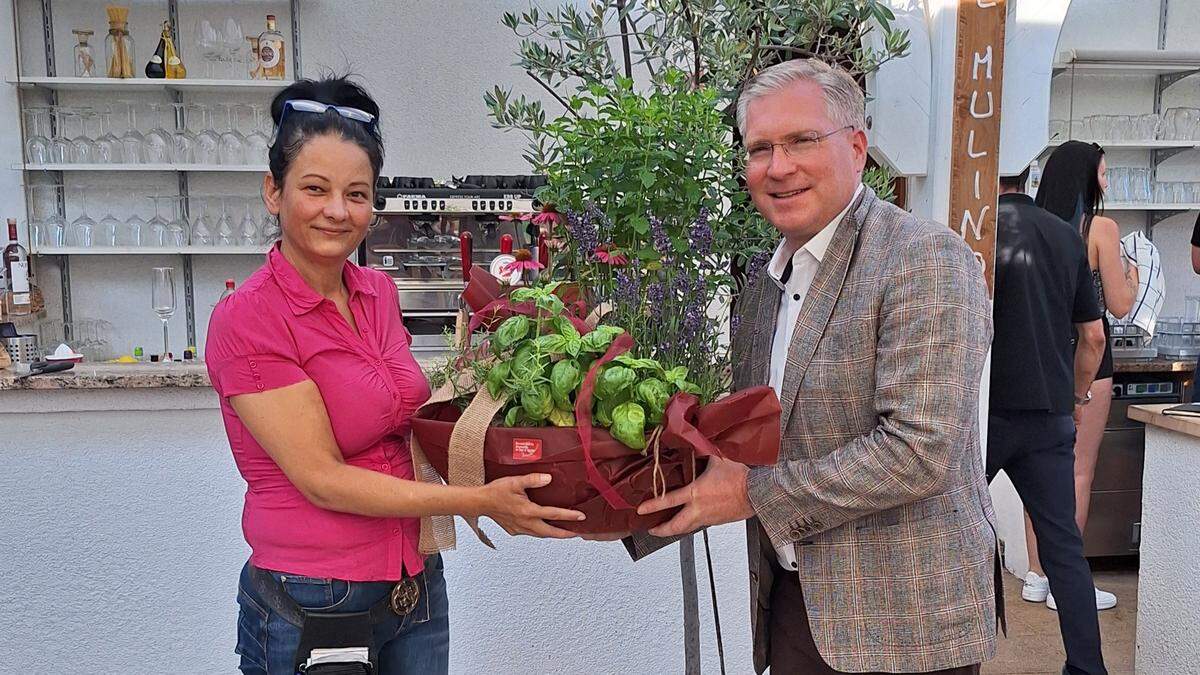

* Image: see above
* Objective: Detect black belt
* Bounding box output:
[248,564,422,627]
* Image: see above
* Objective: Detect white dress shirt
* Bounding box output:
[763,184,862,570]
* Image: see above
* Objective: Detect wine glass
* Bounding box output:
[217,103,245,165]
[147,195,170,246]
[24,108,52,164]
[216,197,236,245]
[195,20,221,78]
[189,196,214,246]
[69,187,97,247]
[171,103,197,165]
[188,103,220,164]
[49,107,72,164]
[94,107,124,164]
[167,196,189,246]
[151,266,177,359]
[97,191,122,247]
[238,197,260,246]
[68,109,99,164]
[143,103,174,164]
[121,191,148,247]
[222,18,244,78]
[119,101,145,164]
[244,104,271,163]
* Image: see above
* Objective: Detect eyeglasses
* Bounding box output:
[270,99,378,147]
[744,126,854,167]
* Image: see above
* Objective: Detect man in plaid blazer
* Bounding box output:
[632,59,998,673]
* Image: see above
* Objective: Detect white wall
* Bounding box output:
[0,387,754,673]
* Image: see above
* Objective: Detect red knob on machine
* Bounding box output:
[500,234,513,255]
[459,231,473,283]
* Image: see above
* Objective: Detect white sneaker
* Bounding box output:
[1046,587,1118,611]
[1022,571,1050,602]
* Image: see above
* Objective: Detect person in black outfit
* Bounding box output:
[989,170,1109,675]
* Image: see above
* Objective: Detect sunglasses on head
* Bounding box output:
[270,98,378,147]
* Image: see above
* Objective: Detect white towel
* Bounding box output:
[1118,231,1164,340]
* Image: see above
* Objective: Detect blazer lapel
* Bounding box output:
[747,274,781,388]
[777,189,873,431]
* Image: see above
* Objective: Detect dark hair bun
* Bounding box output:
[270,75,381,127]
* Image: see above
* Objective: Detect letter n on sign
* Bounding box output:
[948,0,1006,295]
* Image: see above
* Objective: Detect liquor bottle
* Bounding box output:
[246,37,263,80]
[3,219,32,317]
[145,22,167,78]
[73,29,97,77]
[219,278,235,302]
[258,15,286,80]
[1026,160,1042,199]
[163,22,186,79]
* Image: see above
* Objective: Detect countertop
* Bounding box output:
[1113,358,1196,374]
[0,357,448,391]
[1129,403,1200,440]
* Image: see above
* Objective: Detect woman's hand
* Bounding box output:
[479,474,585,539]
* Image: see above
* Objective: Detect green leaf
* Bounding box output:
[486,361,511,400]
[610,401,647,450]
[494,315,531,350]
[549,359,582,409]
[595,365,636,400]
[548,407,576,428]
[636,378,672,426]
[521,383,555,422]
[638,167,657,188]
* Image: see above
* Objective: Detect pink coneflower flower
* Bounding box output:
[502,248,545,276]
[531,204,565,227]
[592,244,628,266]
[499,212,532,223]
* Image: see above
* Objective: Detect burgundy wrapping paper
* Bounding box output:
[410,386,782,534]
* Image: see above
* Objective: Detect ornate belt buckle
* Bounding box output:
[389,577,420,615]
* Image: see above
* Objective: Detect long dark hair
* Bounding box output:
[267,74,384,187]
[1035,140,1105,242]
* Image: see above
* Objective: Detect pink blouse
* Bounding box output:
[206,244,431,581]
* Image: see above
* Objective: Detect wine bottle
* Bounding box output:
[145,22,167,78]
[258,15,286,80]
[164,21,186,79]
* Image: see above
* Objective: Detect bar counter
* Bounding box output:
[1126,404,1200,673]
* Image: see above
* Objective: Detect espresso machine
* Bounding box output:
[363,175,546,353]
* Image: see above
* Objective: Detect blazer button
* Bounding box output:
[255,383,265,391]
[789,527,805,539]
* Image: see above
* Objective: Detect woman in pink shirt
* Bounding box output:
[206,76,584,675]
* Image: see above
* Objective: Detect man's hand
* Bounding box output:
[636,456,756,538]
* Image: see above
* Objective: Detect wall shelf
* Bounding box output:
[1104,203,1200,211]
[1054,49,1200,78]
[8,76,293,93]
[30,246,271,256]
[15,163,269,172]
[1046,139,1200,151]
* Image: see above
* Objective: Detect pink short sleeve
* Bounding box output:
[205,293,309,398]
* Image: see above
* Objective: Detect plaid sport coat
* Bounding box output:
[628,187,998,673]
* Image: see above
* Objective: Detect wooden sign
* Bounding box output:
[948,0,1006,294]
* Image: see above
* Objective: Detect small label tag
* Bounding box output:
[512,438,542,461]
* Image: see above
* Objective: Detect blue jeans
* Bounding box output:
[235,555,449,675]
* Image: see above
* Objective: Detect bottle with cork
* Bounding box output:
[104,5,136,79]
[257,15,286,80]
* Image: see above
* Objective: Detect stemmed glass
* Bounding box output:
[121,193,148,247]
[147,195,170,246]
[151,267,177,359]
[195,20,221,78]
[217,103,245,165]
[238,197,260,245]
[68,109,99,164]
[143,103,174,164]
[24,108,52,164]
[189,196,214,246]
[69,187,97,247]
[97,191,122,247]
[120,101,146,164]
[222,18,244,78]
[244,104,271,163]
[188,103,220,164]
[216,197,236,245]
[94,107,124,164]
[167,196,190,246]
[171,103,197,164]
[49,108,72,164]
